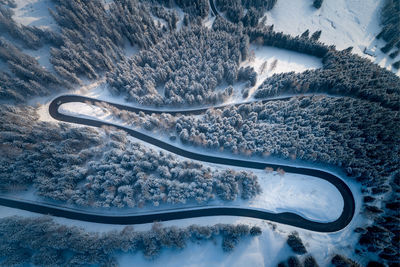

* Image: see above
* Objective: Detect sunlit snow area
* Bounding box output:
[242,44,323,98]
[12,0,58,31]
[263,0,400,75]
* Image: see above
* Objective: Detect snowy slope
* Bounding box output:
[12,0,58,31]
[263,0,399,75]
[242,44,322,98]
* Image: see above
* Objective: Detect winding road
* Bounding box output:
[0,94,355,233]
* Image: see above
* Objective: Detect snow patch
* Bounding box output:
[263,0,399,75]
[22,44,52,70]
[243,44,322,98]
[12,0,58,31]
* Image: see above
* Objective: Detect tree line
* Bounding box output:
[376,0,400,70]
[0,0,179,102]
[0,104,261,208]
[107,25,255,106]
[254,48,400,111]
[143,0,209,21]
[0,4,61,49]
[215,0,277,27]
[0,216,262,266]
[0,38,67,102]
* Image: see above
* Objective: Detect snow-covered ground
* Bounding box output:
[263,0,399,75]
[12,0,58,31]
[242,44,322,98]
[22,44,52,70]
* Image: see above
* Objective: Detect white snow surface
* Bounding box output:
[22,44,52,70]
[12,0,58,31]
[263,0,399,75]
[243,44,322,98]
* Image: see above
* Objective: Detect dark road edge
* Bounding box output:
[0,94,356,232]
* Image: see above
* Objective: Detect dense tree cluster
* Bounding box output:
[0,104,104,191]
[215,0,276,27]
[175,96,399,189]
[244,23,331,58]
[312,0,323,9]
[254,48,400,110]
[331,254,361,267]
[376,0,400,60]
[175,0,209,20]
[0,4,61,49]
[356,171,400,265]
[63,140,260,207]
[148,4,180,31]
[278,255,319,267]
[0,216,261,266]
[146,0,210,19]
[0,38,65,102]
[49,0,163,82]
[287,232,307,255]
[0,105,261,208]
[0,0,168,102]
[107,25,253,106]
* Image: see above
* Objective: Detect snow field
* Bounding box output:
[263,0,399,75]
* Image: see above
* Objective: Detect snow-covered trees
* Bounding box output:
[237,66,257,87]
[0,38,65,102]
[107,25,251,106]
[0,216,260,265]
[48,0,163,82]
[215,0,277,27]
[376,0,400,55]
[175,0,209,19]
[0,104,261,208]
[149,4,180,31]
[174,96,399,193]
[254,48,400,110]
[245,22,330,58]
[0,0,167,101]
[287,232,307,255]
[0,4,60,49]
[312,0,323,9]
[331,255,360,267]
[279,255,319,267]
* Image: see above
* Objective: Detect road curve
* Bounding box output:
[209,0,218,17]
[0,94,356,232]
